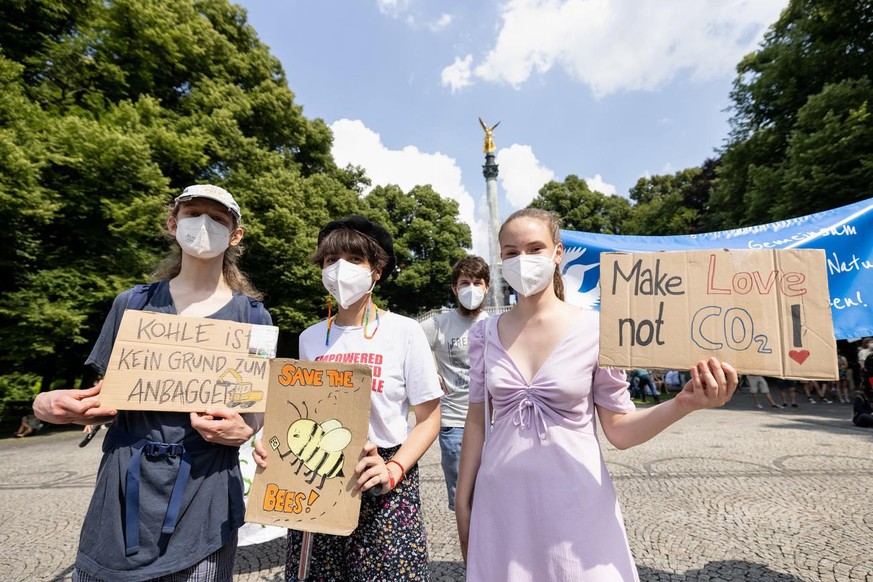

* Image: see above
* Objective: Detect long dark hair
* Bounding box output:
[499,208,565,301]
[150,202,263,299]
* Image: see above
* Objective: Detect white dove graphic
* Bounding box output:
[560,246,601,310]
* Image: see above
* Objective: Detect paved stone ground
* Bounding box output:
[2,396,872,581]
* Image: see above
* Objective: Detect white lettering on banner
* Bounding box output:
[746,224,858,250]
[830,291,868,310]
[826,252,873,275]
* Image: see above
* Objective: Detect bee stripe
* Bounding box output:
[326,454,344,478]
[312,451,330,473]
[301,425,323,461]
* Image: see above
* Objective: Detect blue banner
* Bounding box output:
[560,198,873,340]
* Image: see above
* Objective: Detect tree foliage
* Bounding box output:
[364,184,471,315]
[623,165,723,235]
[0,0,470,397]
[529,175,632,234]
[712,0,873,226]
[531,166,721,237]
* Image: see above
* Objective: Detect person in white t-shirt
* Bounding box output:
[254,215,442,581]
[421,256,490,511]
[858,338,872,367]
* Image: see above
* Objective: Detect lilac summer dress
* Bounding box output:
[466,310,639,582]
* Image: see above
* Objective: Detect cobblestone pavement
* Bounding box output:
[2,397,872,581]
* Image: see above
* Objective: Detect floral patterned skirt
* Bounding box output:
[284,445,429,582]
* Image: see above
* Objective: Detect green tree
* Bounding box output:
[0,0,478,396]
[778,78,873,218]
[528,175,632,234]
[0,89,171,390]
[624,168,704,235]
[0,55,53,295]
[682,158,719,233]
[713,0,873,226]
[0,0,91,78]
[0,0,350,391]
[363,184,471,316]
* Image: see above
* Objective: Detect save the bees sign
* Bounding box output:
[99,310,278,413]
[245,359,372,536]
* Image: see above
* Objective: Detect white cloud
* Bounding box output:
[473,204,494,265]
[584,174,616,195]
[496,144,555,209]
[441,55,473,93]
[450,0,786,97]
[330,119,487,257]
[377,0,410,18]
[430,13,452,31]
[377,1,453,33]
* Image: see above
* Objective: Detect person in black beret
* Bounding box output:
[255,215,442,581]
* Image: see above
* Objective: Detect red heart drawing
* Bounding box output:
[789,350,810,365]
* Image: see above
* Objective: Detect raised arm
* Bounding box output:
[598,357,737,450]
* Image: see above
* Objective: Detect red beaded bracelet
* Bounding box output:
[386,459,405,489]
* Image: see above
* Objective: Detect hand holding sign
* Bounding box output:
[190,406,255,447]
[246,359,371,536]
[599,249,838,380]
[355,442,392,496]
[32,381,118,426]
[673,357,739,414]
[99,311,278,413]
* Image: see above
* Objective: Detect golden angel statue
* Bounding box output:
[479,117,500,153]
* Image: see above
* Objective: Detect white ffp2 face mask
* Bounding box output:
[322,259,376,309]
[502,248,557,297]
[457,284,485,310]
[175,215,231,259]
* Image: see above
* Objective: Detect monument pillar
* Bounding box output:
[479,118,505,309]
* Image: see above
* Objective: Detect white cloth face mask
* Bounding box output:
[502,248,557,297]
[457,284,485,310]
[175,215,231,259]
[322,259,376,309]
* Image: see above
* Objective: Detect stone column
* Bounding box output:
[483,152,505,308]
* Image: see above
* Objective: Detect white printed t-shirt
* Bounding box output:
[420,309,489,428]
[299,310,442,448]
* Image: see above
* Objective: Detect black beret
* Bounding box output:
[317,215,396,282]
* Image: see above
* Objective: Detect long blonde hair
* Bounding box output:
[150,203,264,300]
[499,208,565,301]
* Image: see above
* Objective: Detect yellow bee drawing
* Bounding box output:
[270,403,352,490]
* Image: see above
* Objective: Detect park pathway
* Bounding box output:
[1,397,871,581]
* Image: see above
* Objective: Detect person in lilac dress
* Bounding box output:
[454,208,738,582]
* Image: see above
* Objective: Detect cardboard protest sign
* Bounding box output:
[599,249,838,380]
[245,359,372,536]
[99,310,279,412]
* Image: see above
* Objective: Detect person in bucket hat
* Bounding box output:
[33,184,270,582]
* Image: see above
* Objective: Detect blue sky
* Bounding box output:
[234,0,788,256]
